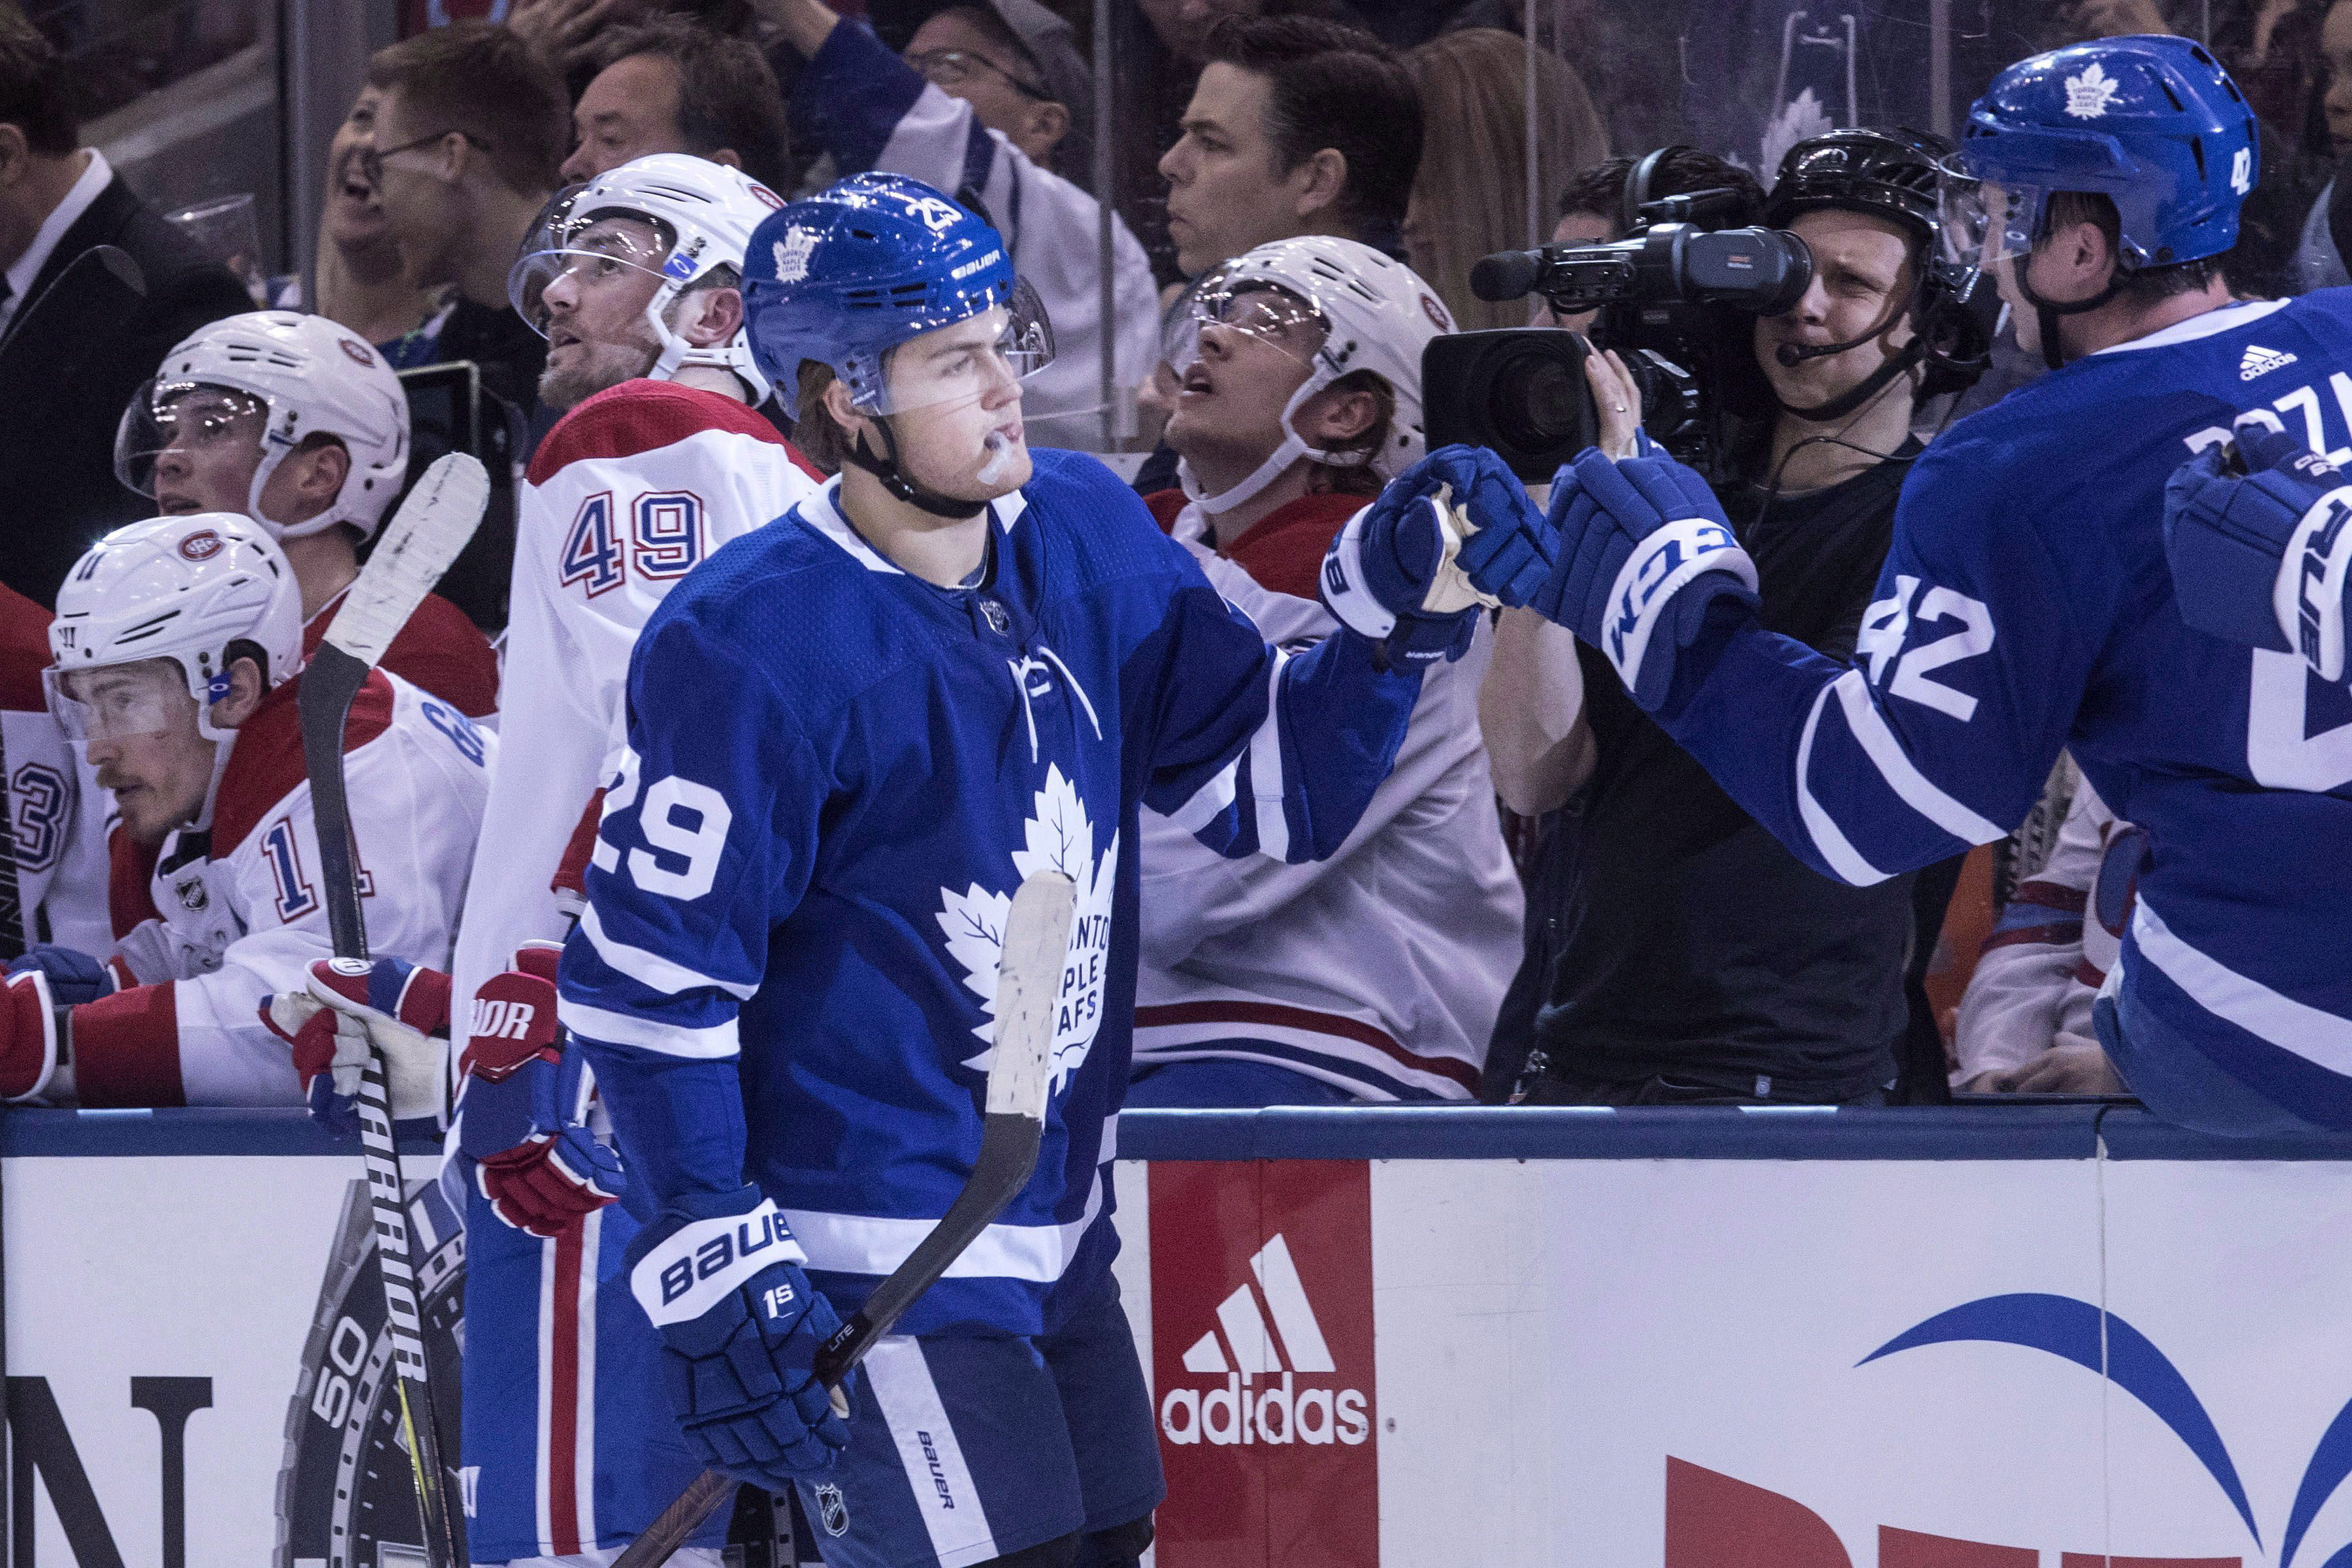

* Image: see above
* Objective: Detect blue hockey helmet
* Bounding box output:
[742,172,1054,420]
[1942,34,2256,275]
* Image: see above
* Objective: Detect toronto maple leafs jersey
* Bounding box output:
[558,448,1427,1335]
[1658,295,2352,1128]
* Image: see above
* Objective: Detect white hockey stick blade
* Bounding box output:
[985,870,1075,1122]
[322,453,490,670]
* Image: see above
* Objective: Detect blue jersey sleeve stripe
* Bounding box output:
[785,1166,1107,1282]
[1249,647,1293,860]
[1156,753,1239,834]
[579,903,758,1002]
[1831,670,2009,845]
[2134,896,2352,1068]
[559,997,741,1059]
[1795,681,1895,887]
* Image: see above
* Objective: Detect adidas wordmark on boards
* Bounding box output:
[1160,1234,1371,1446]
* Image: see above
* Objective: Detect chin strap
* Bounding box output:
[841,419,986,521]
[2018,270,2122,371]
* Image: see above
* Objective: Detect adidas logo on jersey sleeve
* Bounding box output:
[2241,344,2299,381]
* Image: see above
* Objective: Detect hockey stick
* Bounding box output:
[615,868,1079,1568]
[298,453,489,1568]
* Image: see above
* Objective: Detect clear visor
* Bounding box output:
[44,660,198,744]
[1936,159,2049,273]
[113,380,265,497]
[1164,276,1328,379]
[856,280,1056,417]
[506,201,679,337]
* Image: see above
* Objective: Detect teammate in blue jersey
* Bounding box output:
[1459,34,2352,1139]
[553,172,1555,1567]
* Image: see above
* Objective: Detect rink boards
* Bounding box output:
[7,1105,2352,1567]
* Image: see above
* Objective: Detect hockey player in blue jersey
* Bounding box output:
[1454,33,2352,1138]
[553,171,1556,1567]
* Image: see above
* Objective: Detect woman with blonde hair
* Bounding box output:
[1403,27,1608,332]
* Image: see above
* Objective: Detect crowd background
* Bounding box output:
[7,0,2348,1113]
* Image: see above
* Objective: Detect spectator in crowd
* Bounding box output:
[364,21,570,630]
[0,1,250,610]
[1128,235,1520,1105]
[1481,131,1972,1107]
[114,312,498,719]
[1952,780,2133,1096]
[1158,16,1424,281]
[1403,27,1605,332]
[765,0,1161,448]
[895,0,1093,180]
[2293,0,2352,291]
[1,514,491,1111]
[559,15,794,192]
[308,83,453,363]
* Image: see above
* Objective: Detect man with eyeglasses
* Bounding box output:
[758,0,1161,449]
[361,20,570,631]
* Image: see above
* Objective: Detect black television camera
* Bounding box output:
[1422,157,1804,485]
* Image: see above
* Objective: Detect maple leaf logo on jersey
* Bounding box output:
[2065,63,2122,119]
[936,765,1117,1097]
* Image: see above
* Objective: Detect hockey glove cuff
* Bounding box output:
[458,943,625,1236]
[1529,446,1759,712]
[0,970,62,1102]
[2164,414,2352,680]
[628,1186,852,1488]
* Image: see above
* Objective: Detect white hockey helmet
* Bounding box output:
[45,514,306,743]
[508,153,787,404]
[1168,236,1454,515]
[115,311,412,542]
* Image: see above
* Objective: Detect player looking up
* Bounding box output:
[0,514,490,1109]
[114,311,497,718]
[438,152,823,1568]
[1472,36,2352,1135]
[554,172,1556,1568]
[1130,235,1522,1105]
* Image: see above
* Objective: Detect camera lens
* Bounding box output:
[1491,350,1590,453]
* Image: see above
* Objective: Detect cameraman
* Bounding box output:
[1482,130,1970,1106]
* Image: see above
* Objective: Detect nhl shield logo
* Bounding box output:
[815,1482,849,1537]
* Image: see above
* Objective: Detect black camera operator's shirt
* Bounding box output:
[1511,442,1922,1103]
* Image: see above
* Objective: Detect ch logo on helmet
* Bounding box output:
[815,1483,849,1536]
[772,229,818,285]
[2064,62,2122,119]
[338,338,374,366]
[178,529,224,563]
[749,182,783,210]
[1419,293,1452,332]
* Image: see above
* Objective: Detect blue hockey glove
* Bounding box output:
[7,945,129,1006]
[1527,446,1759,712]
[1318,444,1553,666]
[627,1184,853,1488]
[2163,412,2352,680]
[457,942,625,1237]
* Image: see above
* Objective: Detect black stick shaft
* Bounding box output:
[297,645,465,1568]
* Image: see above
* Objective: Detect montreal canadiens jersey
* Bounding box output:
[1661,294,2352,1126]
[1133,493,1522,1100]
[0,584,109,958]
[449,381,821,1022]
[559,449,1427,1336]
[76,670,491,1106]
